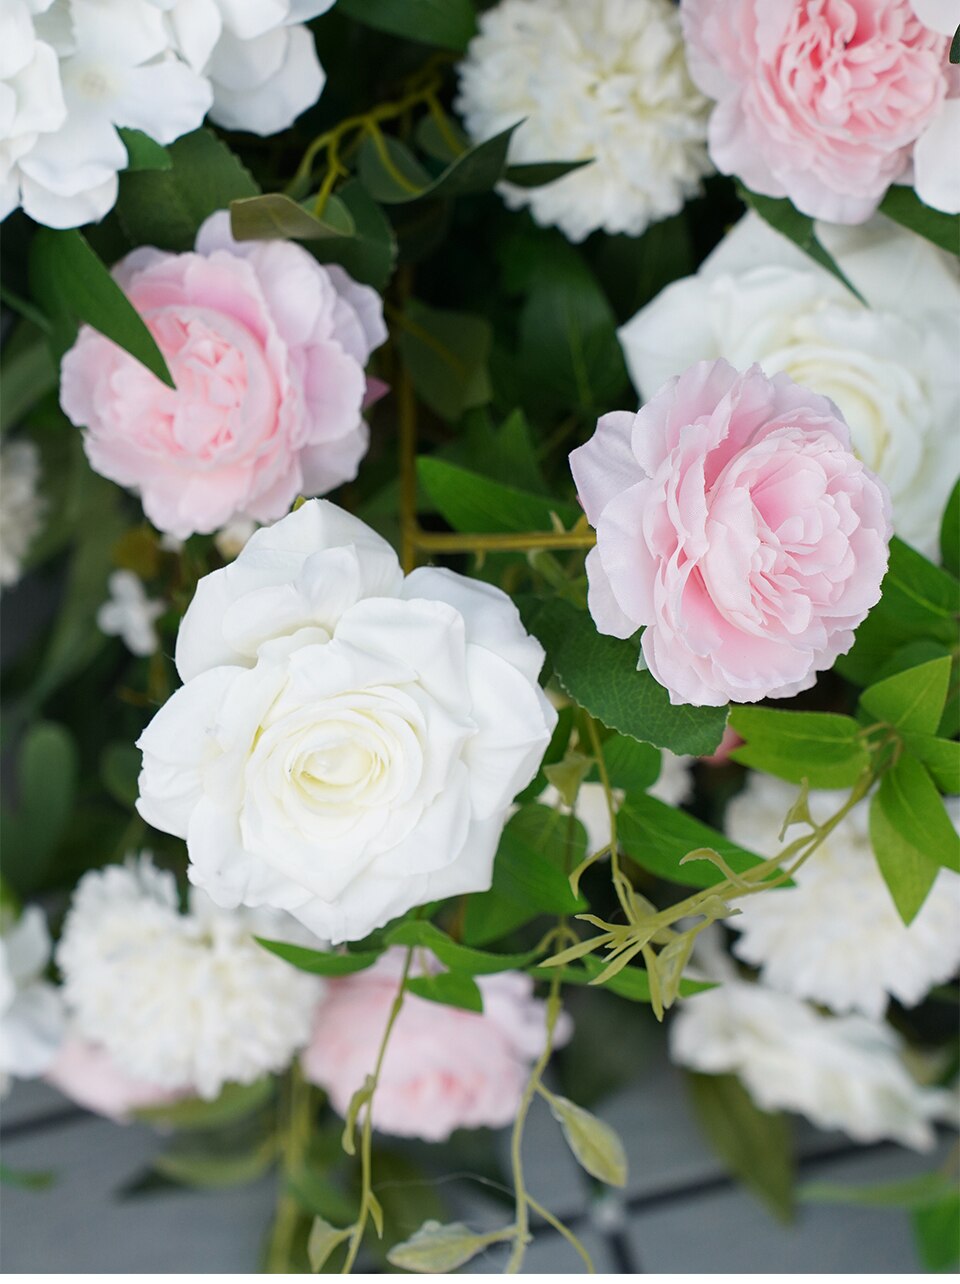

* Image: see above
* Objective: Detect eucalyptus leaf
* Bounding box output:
[359,124,521,205]
[336,0,478,52]
[230,192,355,241]
[307,1217,352,1273]
[546,1093,628,1187]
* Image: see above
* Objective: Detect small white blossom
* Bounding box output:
[670,975,955,1151]
[97,569,165,657]
[214,517,258,561]
[456,0,712,242]
[0,439,45,589]
[725,775,960,1020]
[55,855,323,1100]
[0,906,65,1095]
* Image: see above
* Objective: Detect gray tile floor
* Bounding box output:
[0,1044,941,1274]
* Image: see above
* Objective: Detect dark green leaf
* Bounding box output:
[2,723,78,882]
[308,179,397,291]
[99,742,142,808]
[396,300,491,421]
[913,1191,960,1272]
[952,23,960,63]
[729,708,870,789]
[738,185,866,300]
[255,939,384,975]
[879,187,960,257]
[336,0,477,51]
[359,124,521,205]
[406,969,484,1012]
[526,598,727,756]
[152,1140,275,1189]
[801,1172,956,1210]
[29,228,174,385]
[860,657,952,735]
[505,159,594,187]
[384,920,543,974]
[417,457,579,533]
[618,792,766,889]
[0,336,56,434]
[687,1072,794,1222]
[942,479,959,576]
[119,128,171,172]
[229,192,355,241]
[415,112,469,163]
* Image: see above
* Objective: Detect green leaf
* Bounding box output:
[116,128,259,252]
[406,969,484,1012]
[801,1172,956,1210]
[546,1093,627,1187]
[152,1139,275,1189]
[913,1191,960,1272]
[738,185,866,300]
[600,734,662,792]
[387,1221,511,1274]
[29,228,174,385]
[526,598,727,757]
[255,939,384,976]
[2,723,78,883]
[307,1217,352,1273]
[384,920,542,974]
[229,192,355,241]
[902,734,960,795]
[618,792,766,889]
[396,300,491,421]
[879,187,960,257]
[0,1163,55,1190]
[687,1072,794,1222]
[119,128,171,172]
[358,124,521,205]
[729,708,870,789]
[417,457,579,533]
[0,336,56,434]
[942,479,959,577]
[308,179,397,291]
[870,755,958,923]
[860,657,952,735]
[134,1079,274,1132]
[952,23,960,63]
[534,955,711,1003]
[336,0,478,51]
[504,159,594,187]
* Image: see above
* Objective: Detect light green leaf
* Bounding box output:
[902,734,960,795]
[406,969,484,1012]
[255,939,384,975]
[153,1139,276,1189]
[341,1076,375,1157]
[617,792,767,889]
[417,457,579,533]
[687,1072,794,1222]
[387,1221,511,1274]
[860,657,952,735]
[230,192,355,241]
[307,1216,352,1273]
[870,755,957,923]
[729,708,870,789]
[336,0,477,51]
[801,1172,956,1210]
[396,300,491,422]
[384,920,542,974]
[913,1191,960,1272]
[546,1093,627,1186]
[29,228,174,385]
[525,598,727,757]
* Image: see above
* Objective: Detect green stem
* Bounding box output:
[266,1065,313,1273]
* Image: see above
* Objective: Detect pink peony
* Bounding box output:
[60,213,386,539]
[45,1037,181,1123]
[301,950,571,1142]
[569,360,892,708]
[680,0,951,222]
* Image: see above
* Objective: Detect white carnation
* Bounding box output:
[153,0,334,136]
[136,500,557,944]
[0,906,65,1093]
[670,977,955,1151]
[455,0,712,243]
[56,855,323,1099]
[0,439,45,589]
[619,211,960,555]
[725,775,960,1020]
[97,569,164,657]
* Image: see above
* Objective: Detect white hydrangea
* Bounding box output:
[56,855,323,1099]
[150,0,335,136]
[455,0,712,242]
[670,976,955,1151]
[0,0,66,220]
[0,439,45,589]
[97,569,164,657]
[0,906,65,1095]
[619,212,960,555]
[725,775,960,1020]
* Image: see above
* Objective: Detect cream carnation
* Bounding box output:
[726,775,960,1020]
[619,212,960,556]
[0,906,65,1094]
[670,976,954,1150]
[0,439,45,589]
[55,855,323,1099]
[135,501,557,943]
[455,0,712,243]
[302,948,571,1142]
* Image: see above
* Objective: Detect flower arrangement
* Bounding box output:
[1,0,958,1274]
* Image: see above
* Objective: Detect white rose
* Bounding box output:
[619,212,960,555]
[136,501,557,944]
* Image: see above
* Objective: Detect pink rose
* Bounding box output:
[681,0,951,222]
[569,359,891,708]
[60,213,386,539]
[45,1037,181,1123]
[301,950,571,1143]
